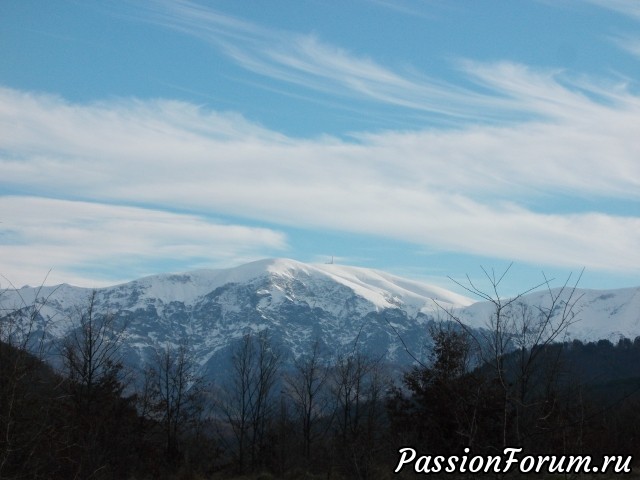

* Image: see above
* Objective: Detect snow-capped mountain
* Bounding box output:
[459,285,640,342]
[1,258,638,383]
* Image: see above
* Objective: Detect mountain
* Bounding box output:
[458,285,640,341]
[1,258,639,383]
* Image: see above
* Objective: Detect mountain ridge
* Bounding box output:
[2,258,639,383]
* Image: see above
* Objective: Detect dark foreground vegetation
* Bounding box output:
[1,277,639,479]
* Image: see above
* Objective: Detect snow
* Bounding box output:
[107,258,474,316]
[456,286,640,342]
[3,258,638,343]
[2,258,639,382]
[310,262,474,312]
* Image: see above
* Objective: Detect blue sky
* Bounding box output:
[1,0,639,296]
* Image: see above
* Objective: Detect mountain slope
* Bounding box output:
[1,259,472,379]
[458,285,640,341]
[1,258,638,384]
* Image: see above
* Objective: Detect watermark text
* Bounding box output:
[394,447,633,475]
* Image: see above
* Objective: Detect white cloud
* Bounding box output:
[610,33,640,58]
[583,1,640,57]
[0,81,639,282]
[0,196,287,287]
[2,2,639,286]
[585,0,640,19]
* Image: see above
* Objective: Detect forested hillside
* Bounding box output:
[2,301,639,479]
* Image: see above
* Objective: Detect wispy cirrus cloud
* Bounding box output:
[582,0,640,57]
[585,0,640,19]
[365,0,469,19]
[130,0,640,128]
[131,0,518,122]
[609,33,640,59]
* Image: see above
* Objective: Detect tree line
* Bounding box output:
[1,273,639,479]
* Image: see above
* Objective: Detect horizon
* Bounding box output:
[1,1,639,297]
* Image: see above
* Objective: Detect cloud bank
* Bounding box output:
[0,196,286,287]
[1,77,638,284]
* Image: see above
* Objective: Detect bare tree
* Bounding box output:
[0,273,57,356]
[62,290,127,408]
[284,338,330,463]
[59,289,132,479]
[0,276,61,478]
[145,340,205,466]
[250,330,282,469]
[330,349,386,480]
[220,330,282,473]
[438,265,584,448]
[220,333,252,473]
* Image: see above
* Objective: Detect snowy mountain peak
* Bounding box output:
[2,259,639,385]
[105,258,473,314]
